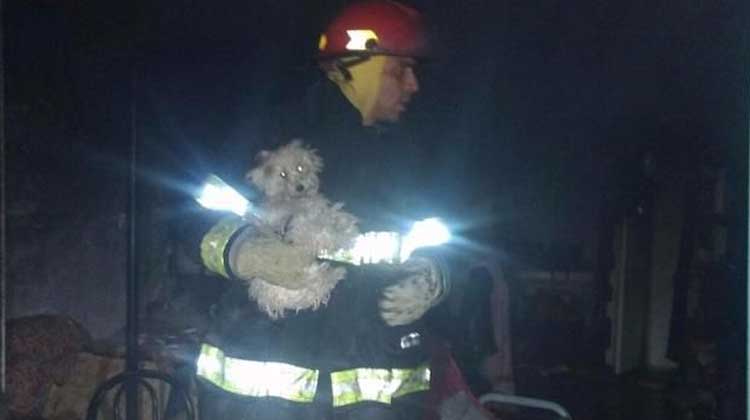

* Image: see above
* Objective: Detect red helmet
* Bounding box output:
[318,0,428,59]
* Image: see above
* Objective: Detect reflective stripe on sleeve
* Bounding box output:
[196,343,319,402]
[200,217,248,278]
[319,231,402,265]
[330,364,431,407]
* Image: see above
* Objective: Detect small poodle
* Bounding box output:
[244,140,359,318]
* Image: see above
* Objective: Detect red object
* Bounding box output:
[424,343,496,420]
[318,0,428,58]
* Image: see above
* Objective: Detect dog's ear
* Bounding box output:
[256,150,271,163]
[246,166,267,190]
[246,151,268,186]
[309,150,324,174]
[245,168,257,185]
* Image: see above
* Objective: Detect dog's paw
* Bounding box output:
[379,257,443,326]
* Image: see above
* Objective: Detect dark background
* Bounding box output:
[3,1,749,418]
[8,0,747,247]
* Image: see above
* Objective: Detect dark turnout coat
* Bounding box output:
[277,78,440,232]
[195,79,453,420]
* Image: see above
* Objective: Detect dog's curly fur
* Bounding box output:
[244,140,359,318]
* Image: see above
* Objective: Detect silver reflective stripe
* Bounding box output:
[319,231,402,265]
[331,365,431,407]
[196,343,319,402]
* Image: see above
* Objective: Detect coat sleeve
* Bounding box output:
[200,216,316,290]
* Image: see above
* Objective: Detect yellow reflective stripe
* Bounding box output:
[318,34,328,51]
[196,343,319,402]
[390,365,431,399]
[331,365,431,407]
[197,344,223,384]
[200,217,248,278]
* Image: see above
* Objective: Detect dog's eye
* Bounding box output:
[279,171,288,178]
[296,165,304,173]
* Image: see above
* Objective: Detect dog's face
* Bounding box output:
[247,140,323,199]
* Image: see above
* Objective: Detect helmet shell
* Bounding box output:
[318,0,428,59]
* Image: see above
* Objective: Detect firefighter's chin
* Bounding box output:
[378,103,408,124]
[391,103,408,121]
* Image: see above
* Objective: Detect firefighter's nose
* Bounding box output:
[296,184,305,192]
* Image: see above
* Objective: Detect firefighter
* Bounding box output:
[279,0,434,233]
[191,2,492,420]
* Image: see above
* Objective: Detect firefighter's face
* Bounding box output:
[370,56,419,124]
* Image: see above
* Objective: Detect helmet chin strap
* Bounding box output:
[326,55,387,125]
[334,55,372,81]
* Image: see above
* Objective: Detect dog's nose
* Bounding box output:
[296,184,305,192]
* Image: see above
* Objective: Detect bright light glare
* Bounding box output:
[351,231,400,265]
[400,218,451,261]
[196,174,249,216]
[320,219,450,265]
[196,352,222,377]
[346,30,379,50]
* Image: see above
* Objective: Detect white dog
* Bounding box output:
[243,140,445,326]
[244,140,360,318]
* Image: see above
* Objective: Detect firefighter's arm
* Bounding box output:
[379,246,451,326]
[200,216,315,289]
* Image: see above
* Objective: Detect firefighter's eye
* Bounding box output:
[296,165,304,173]
[280,171,288,178]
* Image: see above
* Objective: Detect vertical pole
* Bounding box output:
[745,65,749,420]
[125,58,139,420]
[0,0,7,397]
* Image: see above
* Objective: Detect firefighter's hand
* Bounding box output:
[229,233,316,290]
[379,256,445,326]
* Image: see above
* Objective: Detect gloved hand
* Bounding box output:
[379,256,445,326]
[228,232,316,290]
